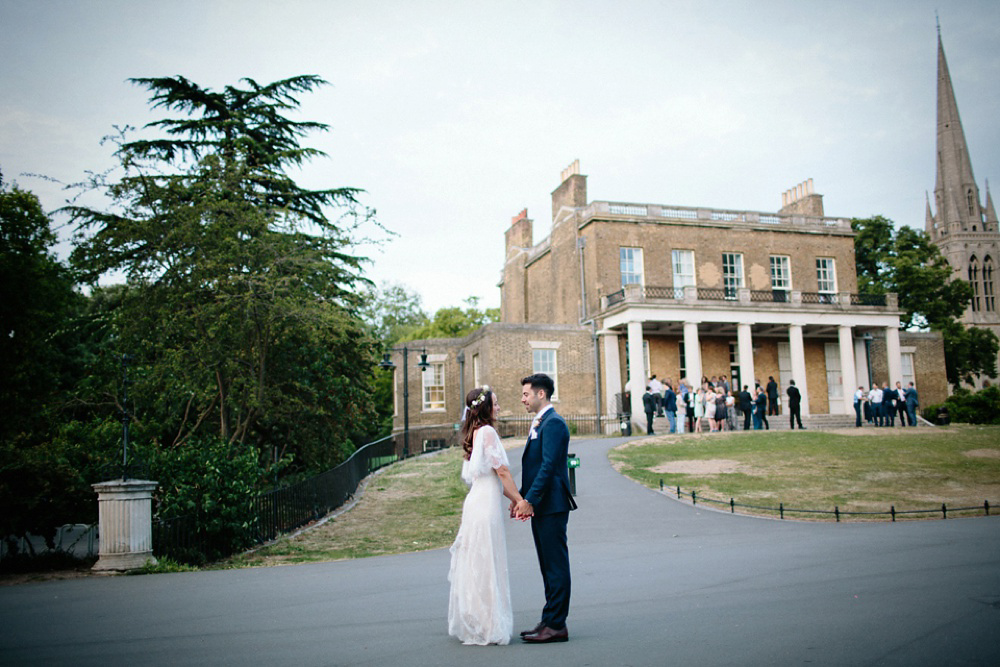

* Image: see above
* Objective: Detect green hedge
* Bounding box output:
[923,386,1000,425]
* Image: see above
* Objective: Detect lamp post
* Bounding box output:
[379,347,430,459]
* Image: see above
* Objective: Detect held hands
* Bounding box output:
[510,498,533,521]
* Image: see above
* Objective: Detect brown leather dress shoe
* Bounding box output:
[520,622,545,638]
[522,625,569,643]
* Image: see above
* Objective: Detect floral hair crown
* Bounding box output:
[470,385,491,408]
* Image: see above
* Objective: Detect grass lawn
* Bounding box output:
[609,424,1000,520]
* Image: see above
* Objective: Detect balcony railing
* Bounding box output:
[601,285,896,311]
[588,201,852,230]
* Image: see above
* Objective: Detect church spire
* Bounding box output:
[933,30,982,230]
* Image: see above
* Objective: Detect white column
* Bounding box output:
[838,325,857,416]
[788,324,810,416]
[737,323,755,394]
[602,332,623,416]
[627,321,645,426]
[885,324,903,385]
[683,321,703,387]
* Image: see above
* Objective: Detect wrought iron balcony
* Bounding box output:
[602,285,894,311]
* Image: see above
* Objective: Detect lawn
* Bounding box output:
[609,424,1000,520]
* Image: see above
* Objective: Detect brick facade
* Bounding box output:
[392,166,949,434]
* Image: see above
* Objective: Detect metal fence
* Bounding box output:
[153,426,461,563]
[661,481,993,522]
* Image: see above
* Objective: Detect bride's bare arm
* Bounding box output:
[494,465,523,504]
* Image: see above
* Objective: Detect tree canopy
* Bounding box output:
[852,215,997,386]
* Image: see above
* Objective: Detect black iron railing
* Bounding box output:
[659,481,992,522]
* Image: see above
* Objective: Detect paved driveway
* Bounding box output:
[1,436,998,666]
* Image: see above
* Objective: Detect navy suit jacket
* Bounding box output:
[521,407,578,516]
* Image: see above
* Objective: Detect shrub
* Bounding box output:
[923,386,1000,425]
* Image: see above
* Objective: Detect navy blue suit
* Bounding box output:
[521,407,577,630]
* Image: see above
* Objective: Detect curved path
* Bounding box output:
[1,436,998,666]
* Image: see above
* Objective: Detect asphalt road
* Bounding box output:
[1,435,998,666]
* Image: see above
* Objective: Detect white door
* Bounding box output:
[825,342,844,414]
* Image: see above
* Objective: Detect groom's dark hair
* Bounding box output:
[521,373,555,400]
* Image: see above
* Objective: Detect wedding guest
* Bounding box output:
[739,385,754,430]
[894,381,908,426]
[766,376,779,416]
[905,382,919,427]
[787,380,805,429]
[664,382,678,433]
[854,386,865,427]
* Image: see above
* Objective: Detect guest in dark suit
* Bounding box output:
[516,374,578,644]
[905,382,919,427]
[766,376,779,415]
[787,380,805,429]
[663,382,678,433]
[739,386,754,430]
[882,382,896,427]
[642,386,656,435]
[894,382,908,426]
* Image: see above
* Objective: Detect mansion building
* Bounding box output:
[387,162,948,438]
[383,33,1000,439]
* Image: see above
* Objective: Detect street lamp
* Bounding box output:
[379,347,430,459]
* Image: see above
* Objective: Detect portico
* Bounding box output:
[597,288,903,428]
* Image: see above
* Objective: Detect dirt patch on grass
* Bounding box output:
[964,449,1000,459]
[651,459,754,475]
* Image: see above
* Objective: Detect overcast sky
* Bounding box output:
[2,0,998,313]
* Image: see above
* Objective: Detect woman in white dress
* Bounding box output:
[448,386,525,645]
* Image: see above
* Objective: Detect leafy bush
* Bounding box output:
[139,436,270,564]
[923,386,1000,425]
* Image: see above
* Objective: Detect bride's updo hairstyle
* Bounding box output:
[460,386,494,460]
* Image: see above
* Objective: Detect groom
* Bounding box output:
[513,373,578,644]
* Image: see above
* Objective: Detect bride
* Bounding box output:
[448,386,525,645]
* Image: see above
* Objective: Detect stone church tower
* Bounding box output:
[926,29,1000,384]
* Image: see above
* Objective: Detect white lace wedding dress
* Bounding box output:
[447,425,513,645]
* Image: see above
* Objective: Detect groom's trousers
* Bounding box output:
[530,511,571,630]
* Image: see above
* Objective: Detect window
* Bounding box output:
[984,257,996,312]
[672,249,696,289]
[816,258,836,293]
[472,353,481,388]
[422,363,445,411]
[969,257,981,312]
[620,247,644,287]
[532,348,558,400]
[901,353,916,388]
[722,253,743,299]
[770,255,791,302]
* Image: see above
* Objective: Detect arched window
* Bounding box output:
[967,188,976,216]
[969,256,981,312]
[984,256,996,312]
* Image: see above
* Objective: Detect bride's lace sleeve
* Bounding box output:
[479,425,509,470]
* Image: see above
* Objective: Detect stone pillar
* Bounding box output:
[92,479,158,571]
[838,325,857,416]
[683,321,703,387]
[627,321,645,428]
[885,324,903,385]
[602,331,623,417]
[788,324,810,416]
[737,323,755,394]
